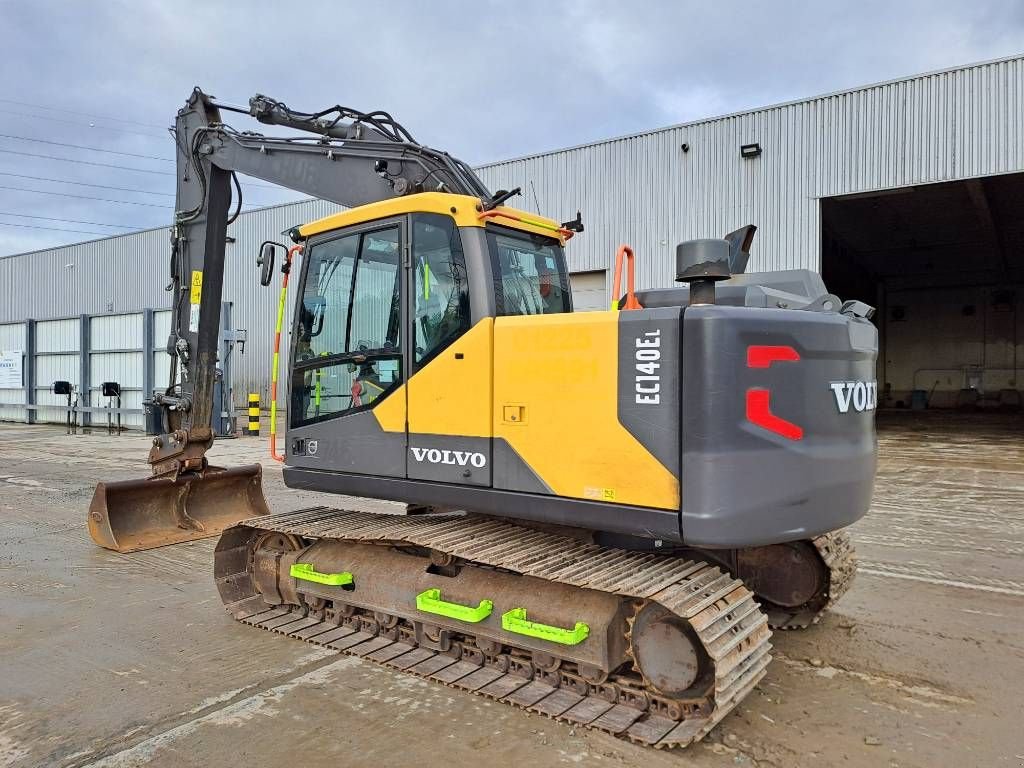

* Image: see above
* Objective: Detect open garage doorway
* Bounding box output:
[822,174,1024,417]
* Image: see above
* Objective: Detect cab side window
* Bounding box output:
[291,225,402,426]
[412,213,470,368]
[487,226,571,316]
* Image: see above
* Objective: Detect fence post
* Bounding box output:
[79,314,91,428]
[25,319,36,425]
[142,308,154,403]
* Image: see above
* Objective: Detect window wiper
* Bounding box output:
[296,346,400,369]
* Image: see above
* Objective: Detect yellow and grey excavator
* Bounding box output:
[88,88,876,748]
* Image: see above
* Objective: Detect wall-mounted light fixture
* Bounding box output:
[740,142,762,159]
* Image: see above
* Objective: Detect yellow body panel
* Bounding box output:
[372,319,493,437]
[407,319,493,437]
[298,192,567,243]
[371,375,407,433]
[493,312,679,510]
[372,313,676,510]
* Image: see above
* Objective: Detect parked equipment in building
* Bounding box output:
[88,88,877,747]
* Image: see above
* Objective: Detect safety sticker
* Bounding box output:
[584,486,616,501]
[189,270,203,304]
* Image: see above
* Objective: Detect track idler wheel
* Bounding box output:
[629,603,711,698]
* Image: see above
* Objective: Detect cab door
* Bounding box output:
[403,213,492,486]
[287,218,407,477]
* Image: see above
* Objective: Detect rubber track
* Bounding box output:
[768,529,857,629]
[221,507,774,749]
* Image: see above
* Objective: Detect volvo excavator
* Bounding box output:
[87,88,876,748]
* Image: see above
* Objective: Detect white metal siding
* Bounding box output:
[33,318,80,423]
[36,318,79,353]
[153,310,172,393]
[90,313,145,427]
[0,322,26,421]
[570,271,607,311]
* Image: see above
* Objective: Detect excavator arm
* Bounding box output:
[151,87,492,474]
[89,86,495,551]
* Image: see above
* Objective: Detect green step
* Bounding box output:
[290,563,353,586]
[501,607,589,646]
[416,588,493,623]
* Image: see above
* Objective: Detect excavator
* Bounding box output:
[87,88,876,748]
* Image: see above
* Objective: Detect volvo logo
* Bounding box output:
[410,446,486,468]
[830,380,877,413]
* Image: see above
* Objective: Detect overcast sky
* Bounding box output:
[1,0,1022,256]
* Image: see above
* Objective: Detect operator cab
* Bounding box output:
[267,192,573,478]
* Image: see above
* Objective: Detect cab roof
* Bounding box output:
[297,192,571,244]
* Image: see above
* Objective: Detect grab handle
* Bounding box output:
[290,563,353,586]
[416,588,493,623]
[501,607,589,645]
[611,245,642,311]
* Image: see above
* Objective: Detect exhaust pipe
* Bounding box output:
[88,464,270,553]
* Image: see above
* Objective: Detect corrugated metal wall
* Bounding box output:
[0,199,341,400]
[2,55,1023,408]
[34,317,80,423]
[90,313,145,427]
[476,55,1024,289]
[0,322,26,421]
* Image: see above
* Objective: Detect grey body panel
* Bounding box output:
[406,434,491,486]
[616,307,682,480]
[283,466,683,543]
[289,407,405,477]
[492,437,553,495]
[680,304,877,548]
[637,269,829,309]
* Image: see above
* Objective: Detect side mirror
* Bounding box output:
[258,241,281,286]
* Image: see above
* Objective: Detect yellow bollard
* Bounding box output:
[247,393,260,437]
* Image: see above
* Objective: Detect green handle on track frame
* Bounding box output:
[416,588,493,623]
[501,607,589,645]
[290,563,353,586]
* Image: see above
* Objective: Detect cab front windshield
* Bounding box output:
[487,226,571,315]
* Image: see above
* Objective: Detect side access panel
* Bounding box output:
[492,310,680,512]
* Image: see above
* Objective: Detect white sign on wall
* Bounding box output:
[0,350,24,388]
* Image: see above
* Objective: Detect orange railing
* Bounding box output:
[611,245,642,311]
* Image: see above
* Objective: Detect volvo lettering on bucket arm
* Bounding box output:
[89,87,877,749]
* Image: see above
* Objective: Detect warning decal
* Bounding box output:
[189,270,203,304]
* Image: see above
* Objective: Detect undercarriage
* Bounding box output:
[214,508,853,747]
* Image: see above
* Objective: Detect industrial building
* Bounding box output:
[2,54,1022,427]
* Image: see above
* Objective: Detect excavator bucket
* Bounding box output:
[88,464,270,553]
